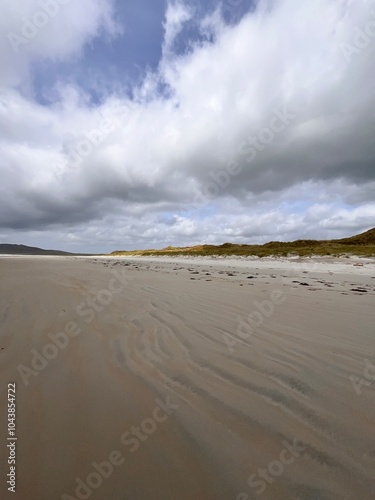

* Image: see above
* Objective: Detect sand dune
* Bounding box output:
[0,256,374,499]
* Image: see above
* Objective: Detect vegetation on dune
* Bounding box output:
[110,228,375,258]
[335,227,375,245]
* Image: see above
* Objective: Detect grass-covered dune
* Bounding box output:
[111,228,375,258]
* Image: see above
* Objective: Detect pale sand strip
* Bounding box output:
[0,256,374,499]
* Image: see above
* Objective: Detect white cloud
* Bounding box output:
[162,1,192,56]
[0,0,121,87]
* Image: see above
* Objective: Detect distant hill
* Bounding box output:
[111,227,375,258]
[0,244,74,256]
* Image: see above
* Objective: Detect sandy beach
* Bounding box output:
[0,255,374,500]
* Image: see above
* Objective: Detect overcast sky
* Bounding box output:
[0,0,374,253]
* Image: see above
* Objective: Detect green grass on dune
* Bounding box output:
[110,228,375,258]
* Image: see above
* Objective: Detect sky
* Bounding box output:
[0,0,375,253]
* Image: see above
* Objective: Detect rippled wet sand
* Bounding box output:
[0,256,374,499]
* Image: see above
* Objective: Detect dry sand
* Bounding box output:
[0,255,374,499]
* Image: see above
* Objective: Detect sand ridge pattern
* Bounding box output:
[0,256,374,499]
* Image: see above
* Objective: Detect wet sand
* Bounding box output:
[0,255,374,499]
